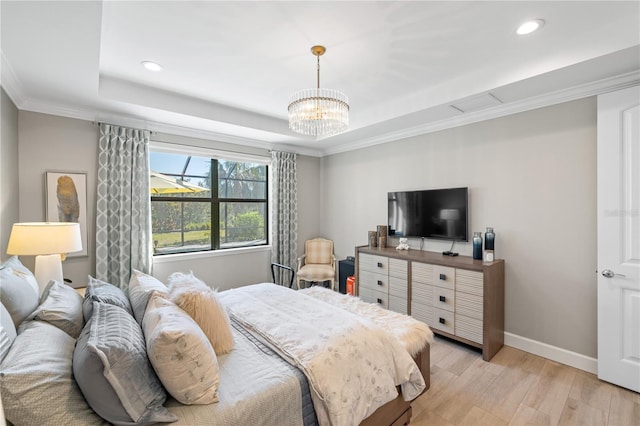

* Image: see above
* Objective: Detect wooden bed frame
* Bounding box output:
[360,343,431,426]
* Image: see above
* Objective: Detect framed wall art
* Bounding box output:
[45,171,88,257]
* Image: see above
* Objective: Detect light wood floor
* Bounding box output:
[410,336,640,426]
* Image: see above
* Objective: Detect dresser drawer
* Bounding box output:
[432,287,455,312]
[411,301,434,325]
[431,308,455,335]
[456,269,483,297]
[455,314,483,344]
[359,287,388,308]
[412,262,434,285]
[411,281,433,305]
[359,254,388,274]
[389,294,408,315]
[455,291,483,321]
[432,265,455,290]
[389,258,408,279]
[389,276,408,298]
[359,270,388,292]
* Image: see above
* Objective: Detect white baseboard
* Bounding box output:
[504,332,597,375]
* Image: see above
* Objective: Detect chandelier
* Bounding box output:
[288,45,349,137]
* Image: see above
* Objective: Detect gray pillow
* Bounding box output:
[26,280,84,338]
[0,303,17,363]
[0,256,40,327]
[0,320,107,426]
[83,275,133,321]
[128,269,169,325]
[73,301,177,425]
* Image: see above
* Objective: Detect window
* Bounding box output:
[150,150,268,255]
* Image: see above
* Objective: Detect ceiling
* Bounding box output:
[2,1,639,156]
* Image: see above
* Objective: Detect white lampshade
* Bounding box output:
[7,222,82,293]
[7,222,82,255]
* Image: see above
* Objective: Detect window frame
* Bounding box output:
[149,142,270,256]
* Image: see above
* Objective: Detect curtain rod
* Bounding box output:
[91,121,155,135]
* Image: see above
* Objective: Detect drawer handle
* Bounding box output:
[377,262,383,268]
[377,298,382,304]
[439,317,446,325]
[439,273,446,281]
[377,280,383,286]
[439,295,446,303]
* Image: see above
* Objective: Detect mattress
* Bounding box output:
[165,318,317,426]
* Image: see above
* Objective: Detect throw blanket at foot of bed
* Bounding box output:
[299,286,434,356]
[219,283,425,426]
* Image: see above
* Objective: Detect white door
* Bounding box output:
[597,85,640,392]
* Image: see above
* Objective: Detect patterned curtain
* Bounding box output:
[271,151,298,285]
[96,124,151,289]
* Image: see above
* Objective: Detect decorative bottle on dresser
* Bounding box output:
[473,232,483,260]
[484,227,495,261]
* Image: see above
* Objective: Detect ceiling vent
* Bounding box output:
[450,93,503,113]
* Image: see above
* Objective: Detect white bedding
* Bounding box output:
[165,318,313,426]
[219,283,425,426]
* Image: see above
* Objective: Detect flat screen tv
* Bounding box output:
[388,187,468,241]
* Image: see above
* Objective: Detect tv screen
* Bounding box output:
[388,187,468,241]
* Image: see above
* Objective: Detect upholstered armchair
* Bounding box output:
[296,238,336,290]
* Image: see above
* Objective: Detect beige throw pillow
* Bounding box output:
[167,272,234,355]
[143,293,219,405]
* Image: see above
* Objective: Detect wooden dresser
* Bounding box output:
[355,245,505,361]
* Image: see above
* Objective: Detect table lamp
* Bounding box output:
[7,222,82,294]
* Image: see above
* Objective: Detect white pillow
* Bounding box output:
[168,272,234,355]
[143,293,219,405]
[0,256,39,327]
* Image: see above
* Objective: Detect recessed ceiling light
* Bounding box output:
[141,61,163,72]
[517,19,545,35]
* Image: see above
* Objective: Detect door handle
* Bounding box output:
[601,269,626,278]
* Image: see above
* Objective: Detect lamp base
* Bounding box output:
[34,254,63,295]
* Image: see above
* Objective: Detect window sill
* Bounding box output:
[152,245,272,264]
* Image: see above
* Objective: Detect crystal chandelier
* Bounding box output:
[288,45,349,137]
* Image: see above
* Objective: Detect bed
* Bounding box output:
[0,257,432,426]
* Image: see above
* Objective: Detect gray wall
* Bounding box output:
[1,88,19,260]
[17,112,98,286]
[321,97,597,358]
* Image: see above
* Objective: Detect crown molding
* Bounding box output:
[0,50,27,107]
[322,71,640,156]
[18,97,324,157]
